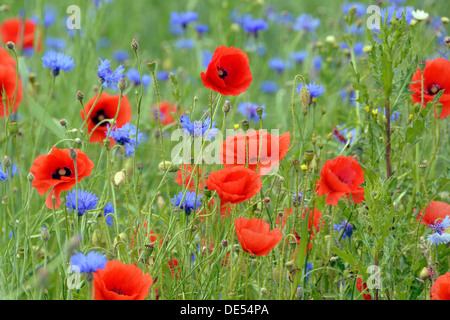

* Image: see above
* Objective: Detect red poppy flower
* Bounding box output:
[315,155,365,206]
[0,47,16,67]
[168,258,180,278]
[153,100,178,125]
[80,92,132,144]
[356,277,372,300]
[234,217,283,256]
[277,207,323,234]
[206,166,262,204]
[415,201,450,226]
[93,260,153,300]
[0,18,41,52]
[174,165,204,190]
[410,58,450,119]
[200,45,252,96]
[30,147,94,209]
[220,130,290,176]
[430,272,450,300]
[0,63,22,118]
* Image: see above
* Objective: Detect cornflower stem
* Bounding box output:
[384,97,392,180]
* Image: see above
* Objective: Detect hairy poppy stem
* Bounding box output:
[384,97,392,180]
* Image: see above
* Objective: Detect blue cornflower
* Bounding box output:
[175,38,194,50]
[291,191,304,207]
[305,262,313,283]
[113,50,129,63]
[45,37,66,51]
[334,221,354,239]
[268,57,285,73]
[293,14,321,33]
[260,81,278,94]
[340,88,356,106]
[171,191,202,215]
[0,169,6,182]
[42,51,75,76]
[70,251,107,273]
[0,163,18,181]
[380,6,414,26]
[257,44,266,56]
[91,0,114,8]
[126,68,152,87]
[202,50,213,69]
[340,42,365,56]
[345,24,364,35]
[43,6,57,27]
[97,58,124,91]
[242,18,268,36]
[108,123,143,157]
[170,11,198,29]
[428,216,450,245]
[237,102,265,122]
[195,24,209,34]
[157,71,171,81]
[313,56,322,71]
[296,82,326,100]
[65,190,99,216]
[290,51,308,64]
[103,202,115,227]
[342,2,366,17]
[179,114,219,141]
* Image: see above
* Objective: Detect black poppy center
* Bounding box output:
[217,67,227,79]
[92,110,108,126]
[428,84,441,95]
[111,286,127,295]
[52,167,72,180]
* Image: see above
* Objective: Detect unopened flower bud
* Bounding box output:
[303,150,314,163]
[204,186,212,197]
[8,121,19,135]
[241,120,249,131]
[300,85,310,107]
[158,161,178,172]
[59,119,67,127]
[221,239,228,248]
[113,170,126,187]
[131,39,139,51]
[418,267,429,280]
[40,226,50,242]
[441,17,449,24]
[418,59,426,72]
[3,156,11,168]
[118,78,126,92]
[222,99,231,114]
[147,60,156,74]
[295,286,303,300]
[27,172,34,182]
[74,138,82,145]
[69,148,77,160]
[6,41,15,50]
[292,159,300,172]
[256,107,264,118]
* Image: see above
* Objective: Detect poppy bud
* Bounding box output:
[147,60,156,74]
[6,41,15,50]
[158,161,178,172]
[256,107,264,118]
[113,170,126,187]
[69,148,77,160]
[27,172,34,182]
[418,267,429,280]
[363,45,372,54]
[8,121,19,135]
[40,226,50,242]
[59,119,67,127]
[118,78,126,93]
[3,156,11,168]
[241,120,249,131]
[76,90,84,102]
[74,138,82,145]
[131,39,139,51]
[292,159,300,172]
[300,85,310,107]
[222,99,231,114]
[141,244,154,261]
[303,150,314,163]
[204,185,212,197]
[418,59,426,72]
[295,286,303,300]
[442,17,449,24]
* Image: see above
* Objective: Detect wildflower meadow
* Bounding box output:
[0,0,449,305]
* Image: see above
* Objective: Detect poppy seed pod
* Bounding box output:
[7,121,18,135]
